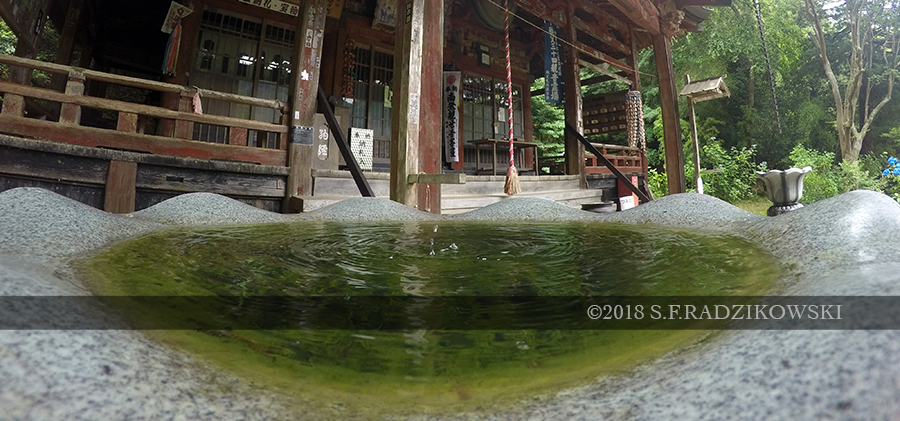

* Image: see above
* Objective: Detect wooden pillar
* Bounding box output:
[161,0,204,137]
[563,1,586,187]
[51,0,85,91]
[390,0,425,207]
[653,34,685,194]
[685,75,702,193]
[9,2,50,87]
[630,27,642,91]
[104,160,137,214]
[285,0,329,206]
[416,0,443,214]
[522,84,535,173]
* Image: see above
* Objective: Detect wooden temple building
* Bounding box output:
[0,0,722,214]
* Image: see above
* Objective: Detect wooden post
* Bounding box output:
[117,112,139,132]
[174,89,195,139]
[390,0,425,207]
[653,34,685,194]
[51,0,85,91]
[285,0,328,207]
[1,92,25,117]
[417,0,443,213]
[229,127,249,146]
[630,26,641,91]
[522,84,535,173]
[161,0,204,137]
[563,0,586,187]
[104,160,137,214]
[59,70,85,125]
[685,74,702,193]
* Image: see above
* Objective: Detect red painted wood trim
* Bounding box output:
[0,115,287,166]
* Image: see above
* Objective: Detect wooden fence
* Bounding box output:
[585,142,647,175]
[0,54,289,166]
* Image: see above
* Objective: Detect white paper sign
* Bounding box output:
[619,195,635,211]
[237,0,301,17]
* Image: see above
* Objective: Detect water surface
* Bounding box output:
[84,221,781,416]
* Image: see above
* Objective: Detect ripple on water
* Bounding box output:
[83,221,782,416]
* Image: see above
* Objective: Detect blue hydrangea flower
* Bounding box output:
[893,167,900,176]
[885,169,891,177]
[890,156,898,166]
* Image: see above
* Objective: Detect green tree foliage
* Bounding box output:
[530,78,565,160]
[696,142,765,203]
[0,20,15,80]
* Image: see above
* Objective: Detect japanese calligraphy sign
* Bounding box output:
[237,0,300,17]
[443,71,461,163]
[544,21,563,104]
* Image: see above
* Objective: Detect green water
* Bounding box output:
[84,221,781,416]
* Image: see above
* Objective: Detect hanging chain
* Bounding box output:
[753,0,783,134]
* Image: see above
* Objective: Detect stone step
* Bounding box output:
[441,189,606,214]
[310,170,583,197]
[294,188,608,214]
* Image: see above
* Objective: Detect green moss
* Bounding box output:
[81,221,781,417]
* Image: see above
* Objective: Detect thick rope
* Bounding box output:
[505,0,514,168]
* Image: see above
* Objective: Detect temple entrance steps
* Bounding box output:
[292,170,618,214]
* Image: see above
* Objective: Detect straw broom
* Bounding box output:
[502,0,521,196]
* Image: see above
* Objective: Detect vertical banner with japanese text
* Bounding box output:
[544,21,563,103]
[443,71,462,163]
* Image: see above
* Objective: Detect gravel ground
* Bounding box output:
[1,187,899,420]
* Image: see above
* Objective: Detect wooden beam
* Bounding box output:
[675,0,732,7]
[104,160,137,214]
[563,0,586,188]
[566,123,651,202]
[416,0,443,214]
[0,135,289,175]
[574,42,634,74]
[575,1,628,31]
[390,0,425,207]
[608,0,660,35]
[285,0,328,205]
[532,75,613,96]
[572,17,631,55]
[316,86,374,197]
[653,34,686,194]
[408,173,466,184]
[0,114,287,166]
[577,59,633,85]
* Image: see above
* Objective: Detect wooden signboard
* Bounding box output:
[582,90,628,135]
[0,0,50,52]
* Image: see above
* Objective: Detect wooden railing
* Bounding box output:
[0,54,288,166]
[585,143,647,175]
